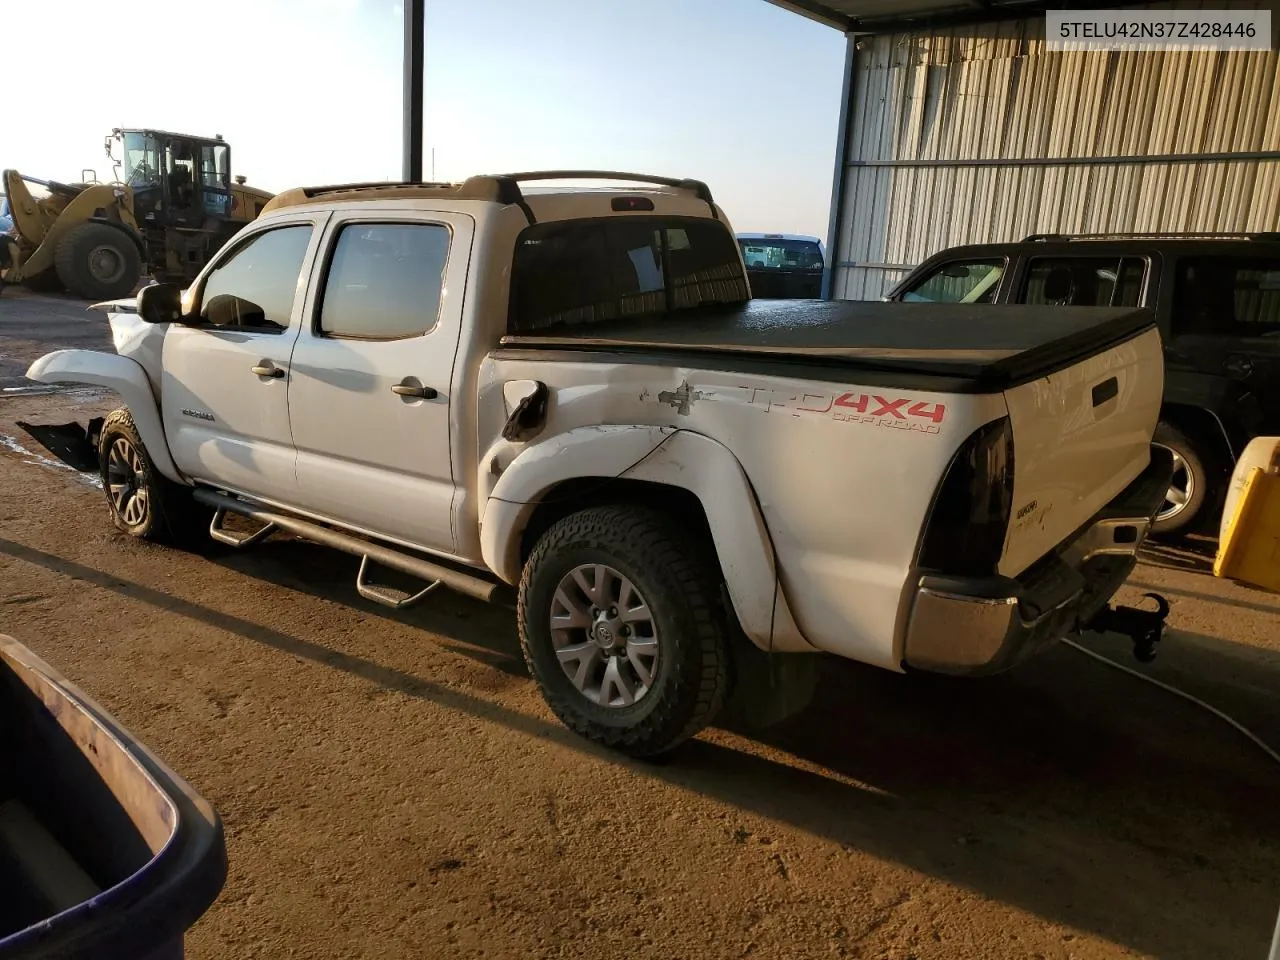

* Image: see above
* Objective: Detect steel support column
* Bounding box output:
[821,33,856,300]
[402,0,425,183]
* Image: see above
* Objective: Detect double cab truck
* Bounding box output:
[23,171,1173,756]
[886,233,1280,537]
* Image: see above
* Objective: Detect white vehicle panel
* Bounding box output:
[287,210,475,554]
[1000,326,1164,576]
[162,325,300,498]
[481,354,1009,669]
[161,214,328,502]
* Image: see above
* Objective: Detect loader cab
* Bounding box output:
[113,129,233,230]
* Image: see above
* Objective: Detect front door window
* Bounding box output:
[199,225,314,332]
[899,259,1005,303]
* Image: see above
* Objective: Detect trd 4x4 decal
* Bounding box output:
[743,387,948,434]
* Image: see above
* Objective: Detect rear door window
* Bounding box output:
[898,259,1005,304]
[318,222,451,340]
[509,217,748,332]
[1021,256,1148,307]
[1172,257,1280,337]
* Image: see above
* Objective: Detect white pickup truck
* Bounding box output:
[23,171,1174,756]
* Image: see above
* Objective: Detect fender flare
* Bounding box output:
[479,425,812,653]
[25,350,184,484]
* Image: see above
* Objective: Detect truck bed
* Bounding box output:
[501,300,1156,391]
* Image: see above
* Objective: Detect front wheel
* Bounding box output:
[98,409,212,546]
[518,505,729,758]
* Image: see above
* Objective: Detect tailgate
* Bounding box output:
[1000,326,1164,576]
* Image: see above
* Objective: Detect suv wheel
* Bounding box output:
[517,504,729,758]
[1151,421,1211,537]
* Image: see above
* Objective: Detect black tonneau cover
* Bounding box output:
[500,300,1156,391]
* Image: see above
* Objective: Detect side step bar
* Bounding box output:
[192,489,509,607]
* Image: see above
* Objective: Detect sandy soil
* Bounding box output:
[1,291,1278,959]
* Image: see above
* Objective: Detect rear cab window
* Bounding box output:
[508,216,748,332]
[1172,256,1280,337]
[1020,256,1148,308]
[898,258,1006,304]
[737,237,824,272]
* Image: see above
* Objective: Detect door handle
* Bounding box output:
[251,361,285,379]
[391,380,438,400]
[1091,376,1119,407]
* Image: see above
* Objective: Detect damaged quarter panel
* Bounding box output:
[104,310,168,398]
[25,348,183,483]
[478,354,1009,669]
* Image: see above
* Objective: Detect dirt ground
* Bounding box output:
[1,290,1278,959]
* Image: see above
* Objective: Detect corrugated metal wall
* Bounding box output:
[828,0,1280,300]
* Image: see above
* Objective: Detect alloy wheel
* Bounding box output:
[548,563,660,708]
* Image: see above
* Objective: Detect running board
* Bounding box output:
[356,555,443,609]
[209,509,277,547]
[192,489,509,607]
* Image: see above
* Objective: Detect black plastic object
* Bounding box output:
[0,635,227,958]
[918,416,1015,578]
[1084,593,1171,663]
[15,419,104,473]
[500,299,1157,393]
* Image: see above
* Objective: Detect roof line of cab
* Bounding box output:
[259,170,719,224]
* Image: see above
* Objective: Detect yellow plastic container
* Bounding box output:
[1214,437,1280,592]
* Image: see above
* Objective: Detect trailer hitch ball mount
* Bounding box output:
[1085,592,1170,663]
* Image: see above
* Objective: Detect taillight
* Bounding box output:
[918,416,1015,577]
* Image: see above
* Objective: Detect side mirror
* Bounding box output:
[136,282,186,324]
[203,293,266,328]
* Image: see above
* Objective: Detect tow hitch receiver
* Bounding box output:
[1083,592,1170,663]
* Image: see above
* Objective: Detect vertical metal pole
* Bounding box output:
[821,33,857,301]
[402,0,425,183]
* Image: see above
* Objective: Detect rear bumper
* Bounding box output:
[902,444,1174,676]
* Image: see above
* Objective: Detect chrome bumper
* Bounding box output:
[903,445,1175,676]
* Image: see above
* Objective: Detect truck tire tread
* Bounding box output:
[98,408,211,548]
[518,504,728,758]
[54,222,142,300]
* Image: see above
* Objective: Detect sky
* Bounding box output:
[7,0,846,238]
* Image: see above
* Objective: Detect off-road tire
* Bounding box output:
[98,408,211,547]
[518,504,729,758]
[54,222,142,300]
[1151,421,1213,538]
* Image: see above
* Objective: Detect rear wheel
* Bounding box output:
[54,222,142,300]
[98,409,211,547]
[518,504,729,758]
[1151,421,1212,537]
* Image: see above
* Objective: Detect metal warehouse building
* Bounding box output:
[770,0,1280,300]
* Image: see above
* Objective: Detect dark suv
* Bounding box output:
[886,233,1280,538]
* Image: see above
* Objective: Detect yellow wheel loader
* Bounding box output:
[0,174,142,300]
[0,129,273,300]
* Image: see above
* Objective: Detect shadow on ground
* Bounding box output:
[1137,534,1217,575]
[2,533,1278,960]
